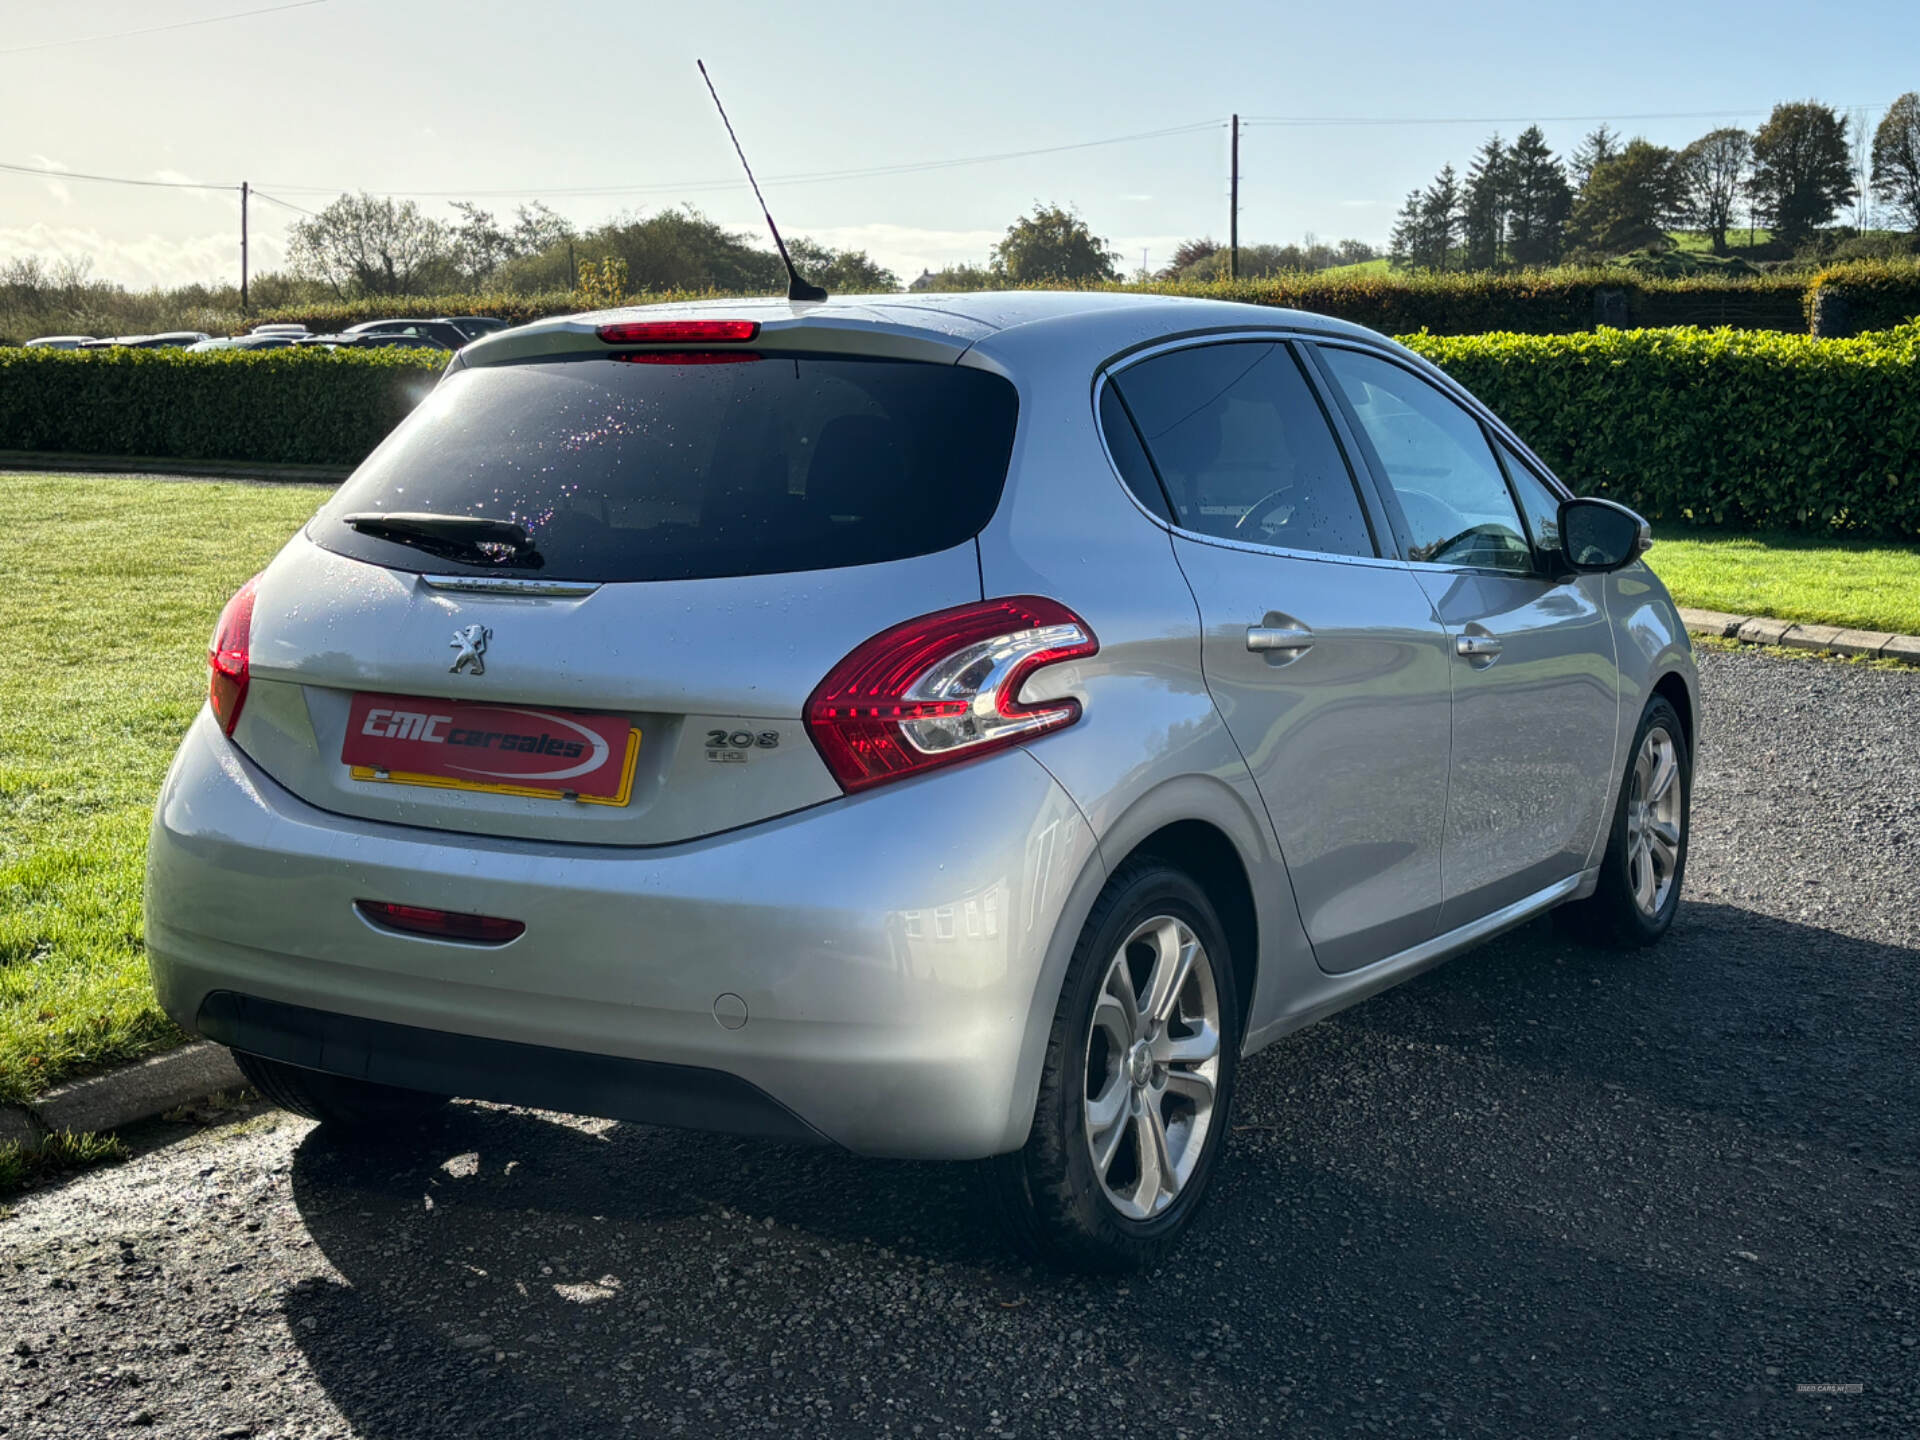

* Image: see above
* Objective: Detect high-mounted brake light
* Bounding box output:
[355,900,526,945]
[806,597,1098,793]
[208,575,260,736]
[596,319,759,344]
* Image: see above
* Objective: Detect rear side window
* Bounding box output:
[312,354,1018,582]
[1109,341,1376,559]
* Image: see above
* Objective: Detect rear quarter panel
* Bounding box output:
[961,337,1323,1058]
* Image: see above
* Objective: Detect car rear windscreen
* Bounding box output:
[310,353,1020,583]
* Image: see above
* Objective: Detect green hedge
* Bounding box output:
[1119,268,1815,335]
[1405,326,1920,537]
[246,287,715,335]
[1803,260,1920,335]
[0,346,443,466]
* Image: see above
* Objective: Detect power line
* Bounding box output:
[0,119,1220,208]
[0,0,327,56]
[251,188,315,216]
[1243,104,1876,128]
[0,158,235,191]
[253,120,1226,199]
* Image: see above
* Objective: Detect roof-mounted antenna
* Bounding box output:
[697,59,828,304]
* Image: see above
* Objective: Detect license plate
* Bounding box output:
[342,693,640,805]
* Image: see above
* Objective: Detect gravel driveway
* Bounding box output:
[4,645,1917,1438]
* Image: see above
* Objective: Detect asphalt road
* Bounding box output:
[5,644,1917,1438]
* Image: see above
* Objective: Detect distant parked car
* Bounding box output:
[25,335,97,349]
[249,324,310,339]
[341,318,473,350]
[81,332,212,350]
[188,335,296,352]
[442,315,509,340]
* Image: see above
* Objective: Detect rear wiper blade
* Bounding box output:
[342,511,541,567]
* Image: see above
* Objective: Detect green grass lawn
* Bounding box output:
[0,473,329,1104]
[1654,528,1920,636]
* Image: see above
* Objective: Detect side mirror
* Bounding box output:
[1557,496,1652,574]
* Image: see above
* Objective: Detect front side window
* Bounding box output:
[1109,342,1375,559]
[1318,347,1532,574]
[1495,438,1565,556]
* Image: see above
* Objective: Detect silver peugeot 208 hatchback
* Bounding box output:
[147,292,1698,1272]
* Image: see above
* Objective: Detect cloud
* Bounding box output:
[27,153,71,206]
[780,222,1005,278]
[1338,199,1385,208]
[0,221,283,290]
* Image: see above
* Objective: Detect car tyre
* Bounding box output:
[1556,694,1690,947]
[988,859,1241,1273]
[231,1050,446,1131]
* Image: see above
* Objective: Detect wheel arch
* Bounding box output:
[1651,668,1696,754]
[1001,768,1307,1153]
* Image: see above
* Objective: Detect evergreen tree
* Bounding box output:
[1416,166,1462,270]
[1461,135,1510,270]
[1504,126,1574,267]
[1570,124,1622,198]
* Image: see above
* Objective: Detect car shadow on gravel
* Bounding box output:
[274,899,1917,1437]
[1333,900,1920,1161]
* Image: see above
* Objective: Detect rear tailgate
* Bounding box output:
[226,336,1017,846]
[234,538,981,845]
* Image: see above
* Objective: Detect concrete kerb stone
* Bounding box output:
[16,1043,245,1148]
[1679,607,1920,667]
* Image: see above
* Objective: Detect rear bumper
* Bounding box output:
[199,991,829,1145]
[146,710,1100,1158]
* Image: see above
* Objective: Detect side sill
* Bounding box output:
[1245,869,1592,1053]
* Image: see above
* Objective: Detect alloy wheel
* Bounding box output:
[1625,725,1683,917]
[1082,915,1222,1220]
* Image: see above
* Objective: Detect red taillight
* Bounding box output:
[608,350,761,365]
[208,575,260,736]
[355,901,526,945]
[805,597,1098,793]
[596,319,759,344]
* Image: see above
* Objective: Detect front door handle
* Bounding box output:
[1246,624,1315,664]
[1455,632,1504,664]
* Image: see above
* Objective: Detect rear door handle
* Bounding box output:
[1455,633,1503,662]
[1246,624,1315,663]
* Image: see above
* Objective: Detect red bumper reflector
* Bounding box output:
[596,319,759,344]
[355,901,526,944]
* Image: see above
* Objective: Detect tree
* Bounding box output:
[1570,124,1622,198]
[1460,135,1510,270]
[991,203,1119,285]
[1158,237,1218,278]
[1391,167,1460,270]
[1566,139,1681,257]
[1748,101,1855,245]
[1676,128,1751,254]
[1504,126,1573,267]
[784,238,901,293]
[287,193,454,298]
[1871,92,1920,233]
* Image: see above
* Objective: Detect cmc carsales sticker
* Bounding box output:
[341,693,639,804]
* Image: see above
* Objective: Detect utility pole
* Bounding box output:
[240,181,250,312]
[1229,114,1240,280]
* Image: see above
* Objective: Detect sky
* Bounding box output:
[3,0,1918,291]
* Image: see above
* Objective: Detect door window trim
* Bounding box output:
[1090,330,1400,570]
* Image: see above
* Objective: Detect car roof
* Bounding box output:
[459,291,1406,372]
